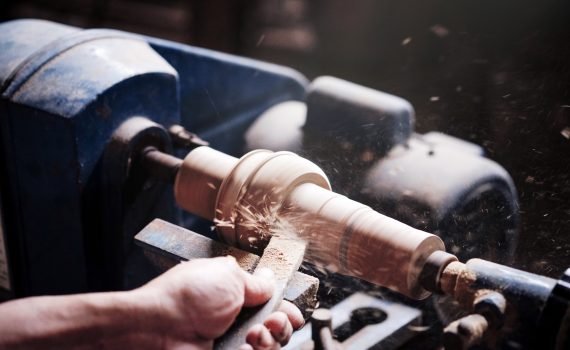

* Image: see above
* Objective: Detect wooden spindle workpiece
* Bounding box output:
[173,146,446,299]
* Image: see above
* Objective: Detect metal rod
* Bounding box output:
[140,147,182,183]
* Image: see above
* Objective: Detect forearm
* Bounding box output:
[0,290,162,349]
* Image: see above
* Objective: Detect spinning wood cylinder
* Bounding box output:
[174,146,445,299]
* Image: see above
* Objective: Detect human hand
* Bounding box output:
[136,256,304,350]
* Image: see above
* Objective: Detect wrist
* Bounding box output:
[98,289,166,347]
[129,280,207,346]
[50,290,166,349]
[121,287,165,331]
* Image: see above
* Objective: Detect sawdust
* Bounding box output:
[208,241,260,272]
[257,237,307,282]
[212,186,344,277]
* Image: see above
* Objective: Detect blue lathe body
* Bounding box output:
[0,19,517,298]
[2,18,570,350]
[0,19,308,297]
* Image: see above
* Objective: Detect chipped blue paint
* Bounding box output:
[0,19,307,296]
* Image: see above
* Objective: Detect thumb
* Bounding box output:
[242,268,275,307]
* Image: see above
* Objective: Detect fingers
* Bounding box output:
[238,266,305,349]
[277,301,305,330]
[245,324,279,350]
[264,311,293,345]
[242,268,275,307]
[244,309,299,349]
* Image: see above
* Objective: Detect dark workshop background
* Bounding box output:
[2,0,570,278]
